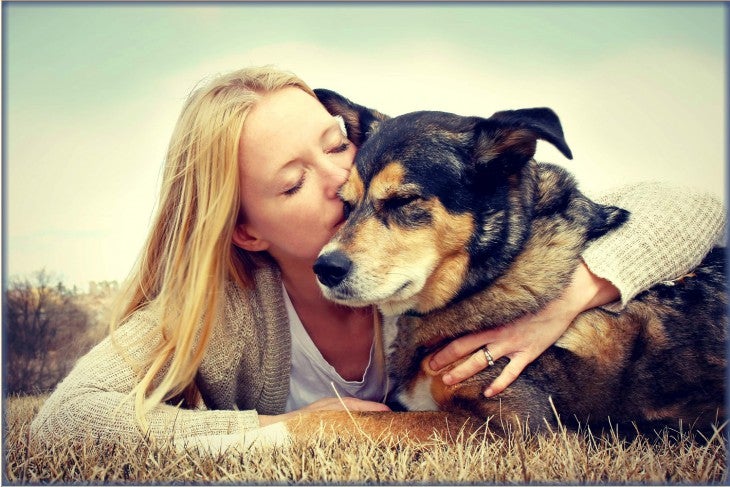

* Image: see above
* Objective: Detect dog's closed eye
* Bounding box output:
[383,194,421,211]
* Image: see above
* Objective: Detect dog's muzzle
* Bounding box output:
[313,251,353,288]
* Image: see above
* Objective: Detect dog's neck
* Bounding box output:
[398,163,590,344]
[405,217,584,340]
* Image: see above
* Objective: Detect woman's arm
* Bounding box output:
[431,260,617,395]
[583,181,725,308]
[430,182,726,394]
[30,310,260,450]
[31,306,390,453]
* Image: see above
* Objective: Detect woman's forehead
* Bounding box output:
[254,88,326,124]
[238,88,340,174]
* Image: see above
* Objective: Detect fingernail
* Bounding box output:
[484,388,493,398]
[442,373,453,385]
[429,359,438,370]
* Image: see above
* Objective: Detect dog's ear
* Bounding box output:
[473,107,572,175]
[314,88,390,146]
[585,203,630,241]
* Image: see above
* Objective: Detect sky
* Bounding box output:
[4,3,726,291]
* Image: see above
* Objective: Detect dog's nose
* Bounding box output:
[313,251,352,288]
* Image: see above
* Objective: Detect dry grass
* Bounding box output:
[5,394,727,484]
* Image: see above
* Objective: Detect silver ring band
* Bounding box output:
[482,346,495,367]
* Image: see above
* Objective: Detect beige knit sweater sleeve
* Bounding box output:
[29,307,261,449]
[582,181,726,309]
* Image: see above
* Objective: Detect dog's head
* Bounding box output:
[312,89,617,316]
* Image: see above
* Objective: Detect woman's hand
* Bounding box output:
[299,397,391,413]
[429,261,620,397]
[259,397,390,426]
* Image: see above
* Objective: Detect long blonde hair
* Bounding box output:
[111,66,315,429]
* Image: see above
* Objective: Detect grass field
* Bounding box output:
[5,394,727,484]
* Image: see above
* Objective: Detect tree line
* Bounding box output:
[5,270,107,395]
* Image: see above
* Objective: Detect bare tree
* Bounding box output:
[5,270,94,395]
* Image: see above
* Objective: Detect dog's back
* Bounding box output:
[569,247,727,431]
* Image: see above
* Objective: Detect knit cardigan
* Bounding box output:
[30,182,726,446]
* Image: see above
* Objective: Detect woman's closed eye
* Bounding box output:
[280,138,351,197]
[283,173,306,196]
[327,140,350,154]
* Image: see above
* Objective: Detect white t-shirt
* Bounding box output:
[283,285,396,412]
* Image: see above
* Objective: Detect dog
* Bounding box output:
[302,88,726,441]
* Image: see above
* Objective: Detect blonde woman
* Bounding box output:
[30,66,724,449]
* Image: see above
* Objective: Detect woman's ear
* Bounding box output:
[232,223,270,252]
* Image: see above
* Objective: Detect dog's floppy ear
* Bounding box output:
[314,88,390,146]
[474,107,572,175]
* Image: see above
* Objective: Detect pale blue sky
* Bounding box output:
[4,3,726,289]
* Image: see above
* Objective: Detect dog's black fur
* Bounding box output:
[313,88,726,438]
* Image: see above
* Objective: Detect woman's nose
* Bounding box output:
[324,167,351,199]
[322,162,351,199]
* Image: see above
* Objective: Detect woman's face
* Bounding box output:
[234,87,357,267]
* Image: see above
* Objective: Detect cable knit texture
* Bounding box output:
[30,182,725,447]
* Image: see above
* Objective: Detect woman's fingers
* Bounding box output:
[304,397,391,412]
[429,328,498,371]
[342,397,392,411]
[441,342,503,385]
[483,355,528,397]
[440,345,531,397]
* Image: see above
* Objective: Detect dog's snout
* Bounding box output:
[313,251,352,288]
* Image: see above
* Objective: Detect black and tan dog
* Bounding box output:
[280,90,726,444]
